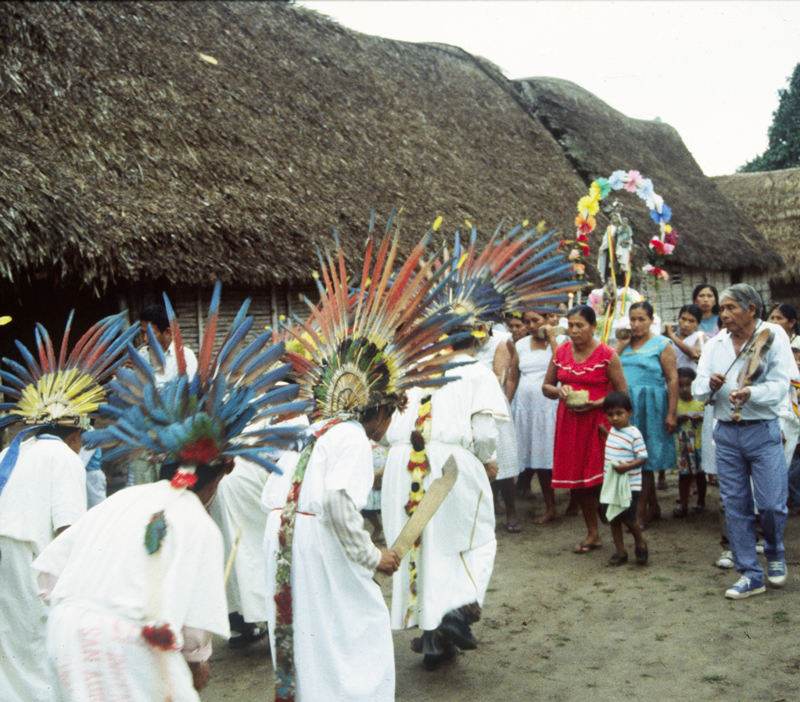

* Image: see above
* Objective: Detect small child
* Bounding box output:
[600,391,649,566]
[674,367,707,516]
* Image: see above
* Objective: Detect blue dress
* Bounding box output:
[620,335,673,472]
[698,314,719,337]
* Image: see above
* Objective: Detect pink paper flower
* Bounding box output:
[624,170,643,192]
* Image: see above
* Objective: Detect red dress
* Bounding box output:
[551,341,615,489]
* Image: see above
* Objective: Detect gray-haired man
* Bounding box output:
[693,284,794,599]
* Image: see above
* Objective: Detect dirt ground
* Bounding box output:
[203,480,800,702]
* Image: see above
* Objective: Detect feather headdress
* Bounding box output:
[0,311,137,429]
[427,223,582,332]
[84,283,308,476]
[285,213,471,421]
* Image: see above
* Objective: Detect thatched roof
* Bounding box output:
[0,1,587,289]
[513,77,780,272]
[713,168,800,284]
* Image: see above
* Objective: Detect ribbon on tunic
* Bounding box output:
[273,419,341,702]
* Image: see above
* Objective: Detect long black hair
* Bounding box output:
[692,284,720,315]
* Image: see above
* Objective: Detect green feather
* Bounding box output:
[144,511,168,554]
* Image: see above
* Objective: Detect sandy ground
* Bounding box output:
[203,481,800,702]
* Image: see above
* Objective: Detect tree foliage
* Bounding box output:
[739,63,800,172]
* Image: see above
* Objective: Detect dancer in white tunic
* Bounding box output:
[32,283,304,700]
[382,223,579,670]
[266,221,471,701]
[382,346,507,652]
[0,311,134,702]
[507,310,560,523]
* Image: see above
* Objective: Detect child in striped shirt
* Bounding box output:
[601,391,649,566]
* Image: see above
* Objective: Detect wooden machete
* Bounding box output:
[374,454,459,586]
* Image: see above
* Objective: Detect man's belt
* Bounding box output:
[718,419,769,426]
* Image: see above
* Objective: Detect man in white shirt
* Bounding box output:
[693,284,794,600]
[138,304,198,387]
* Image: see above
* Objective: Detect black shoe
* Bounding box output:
[228,624,268,649]
[422,648,457,670]
[438,614,477,651]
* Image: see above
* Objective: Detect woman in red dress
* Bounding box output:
[543,305,628,553]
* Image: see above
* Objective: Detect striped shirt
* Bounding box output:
[604,425,647,490]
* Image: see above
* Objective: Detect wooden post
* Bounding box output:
[270,283,279,331]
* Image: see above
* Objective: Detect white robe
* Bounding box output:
[210,458,270,623]
[32,481,229,702]
[382,355,506,631]
[261,421,394,702]
[0,436,86,702]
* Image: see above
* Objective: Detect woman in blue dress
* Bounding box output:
[616,301,678,527]
[692,284,720,337]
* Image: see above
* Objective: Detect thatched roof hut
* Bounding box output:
[512,77,778,273]
[0,0,587,295]
[712,168,800,296]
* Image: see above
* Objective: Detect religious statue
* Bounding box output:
[596,212,633,283]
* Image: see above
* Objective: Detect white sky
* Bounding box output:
[299,1,800,176]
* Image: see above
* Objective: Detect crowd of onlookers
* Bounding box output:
[474,284,800,576]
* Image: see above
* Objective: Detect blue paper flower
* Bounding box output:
[650,204,672,224]
[608,170,627,190]
[636,179,655,201]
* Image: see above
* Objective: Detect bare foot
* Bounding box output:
[534,511,558,524]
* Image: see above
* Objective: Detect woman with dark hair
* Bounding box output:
[664,303,706,370]
[616,301,678,527]
[768,302,799,347]
[692,284,721,337]
[543,305,628,553]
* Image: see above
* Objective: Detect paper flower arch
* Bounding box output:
[571,170,678,280]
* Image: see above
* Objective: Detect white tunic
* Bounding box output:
[382,356,505,631]
[0,436,86,702]
[210,458,270,623]
[261,421,394,702]
[512,339,557,471]
[32,481,229,702]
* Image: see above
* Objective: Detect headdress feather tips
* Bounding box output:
[84,283,308,474]
[0,312,138,430]
[427,224,583,331]
[284,215,469,421]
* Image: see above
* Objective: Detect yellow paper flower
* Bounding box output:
[577,195,600,216]
[589,182,601,201]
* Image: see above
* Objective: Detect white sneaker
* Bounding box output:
[715,551,734,569]
[767,560,787,587]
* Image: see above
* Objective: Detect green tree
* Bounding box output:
[739,62,800,172]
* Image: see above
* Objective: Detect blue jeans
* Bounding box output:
[714,419,787,581]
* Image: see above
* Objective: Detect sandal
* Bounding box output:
[608,552,628,567]
[506,521,522,533]
[573,541,601,554]
[673,507,688,518]
[635,543,649,566]
[690,504,705,514]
